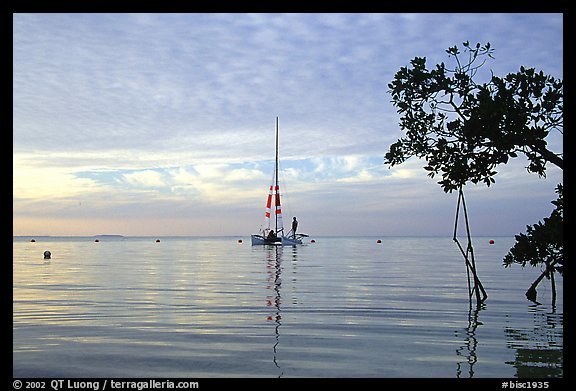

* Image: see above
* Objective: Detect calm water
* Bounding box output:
[13,236,563,378]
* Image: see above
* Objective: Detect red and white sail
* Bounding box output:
[264,171,284,234]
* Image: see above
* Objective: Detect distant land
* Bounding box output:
[94,234,125,238]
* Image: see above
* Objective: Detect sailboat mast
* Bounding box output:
[275,116,279,233]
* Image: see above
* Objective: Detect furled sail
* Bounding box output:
[274,183,284,234]
[265,184,273,229]
[264,173,283,234]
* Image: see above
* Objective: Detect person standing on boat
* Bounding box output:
[291,217,298,239]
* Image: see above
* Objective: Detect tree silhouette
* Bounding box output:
[385,42,563,305]
[504,184,563,306]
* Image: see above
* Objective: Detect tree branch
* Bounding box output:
[531,145,564,170]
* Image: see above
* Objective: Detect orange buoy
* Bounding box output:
[489,239,495,245]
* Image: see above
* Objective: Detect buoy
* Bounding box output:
[310,239,316,243]
[30,239,36,242]
[94,239,99,242]
[376,239,382,243]
[238,239,243,243]
[489,239,495,245]
[155,239,161,243]
[43,250,51,259]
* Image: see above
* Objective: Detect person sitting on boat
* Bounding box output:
[267,230,277,240]
[291,217,298,238]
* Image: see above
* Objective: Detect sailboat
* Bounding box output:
[251,117,308,246]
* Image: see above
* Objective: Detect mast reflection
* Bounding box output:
[265,246,283,378]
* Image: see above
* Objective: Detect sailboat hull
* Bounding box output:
[281,233,309,245]
[251,234,282,246]
[281,236,302,246]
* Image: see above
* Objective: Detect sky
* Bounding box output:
[13,13,563,237]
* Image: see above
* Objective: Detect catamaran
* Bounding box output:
[251,117,308,246]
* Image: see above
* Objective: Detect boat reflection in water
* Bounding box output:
[265,245,283,377]
[263,244,300,378]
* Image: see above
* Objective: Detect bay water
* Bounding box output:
[13,236,563,378]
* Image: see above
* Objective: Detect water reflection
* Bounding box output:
[505,308,563,378]
[455,305,483,378]
[263,245,299,378]
[455,304,563,378]
[15,237,563,377]
[265,246,284,377]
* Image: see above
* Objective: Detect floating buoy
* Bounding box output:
[489,239,495,245]
[94,239,99,242]
[310,239,316,243]
[376,239,382,243]
[30,239,36,242]
[238,239,243,243]
[43,250,51,259]
[155,239,161,243]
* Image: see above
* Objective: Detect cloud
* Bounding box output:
[121,170,166,187]
[13,154,106,201]
[13,13,563,236]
